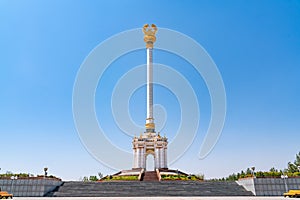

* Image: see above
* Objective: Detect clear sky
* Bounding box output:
[0,0,300,180]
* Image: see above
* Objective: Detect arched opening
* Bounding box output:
[146,154,155,171]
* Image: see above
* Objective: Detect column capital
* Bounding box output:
[143,24,157,48]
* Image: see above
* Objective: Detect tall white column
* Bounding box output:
[146,48,153,124]
[164,148,168,168]
[142,148,146,169]
[144,149,147,169]
[143,24,157,133]
[156,148,159,169]
[133,148,137,168]
[155,148,159,169]
[137,148,141,168]
[140,148,144,168]
[160,148,164,168]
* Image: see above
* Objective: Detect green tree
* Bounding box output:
[240,170,246,178]
[82,176,89,182]
[269,167,277,172]
[237,172,241,179]
[89,175,99,181]
[286,152,300,173]
[255,171,264,178]
[226,173,237,181]
[287,162,298,173]
[294,152,300,168]
[246,168,252,175]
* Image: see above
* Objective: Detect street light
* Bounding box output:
[44,167,48,178]
[10,176,18,194]
[281,175,288,192]
[251,167,256,178]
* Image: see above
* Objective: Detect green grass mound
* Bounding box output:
[102,175,139,181]
[161,174,202,181]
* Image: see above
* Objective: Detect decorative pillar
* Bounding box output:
[136,147,141,168]
[133,148,137,168]
[155,148,159,169]
[143,24,157,133]
[140,147,143,168]
[160,148,164,169]
[160,148,164,168]
[164,147,168,168]
[142,147,146,169]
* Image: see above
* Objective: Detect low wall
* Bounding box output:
[0,178,62,197]
[237,177,300,196]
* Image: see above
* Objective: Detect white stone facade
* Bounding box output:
[132,132,168,170]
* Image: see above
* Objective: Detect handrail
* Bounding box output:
[138,169,145,181]
[156,169,161,181]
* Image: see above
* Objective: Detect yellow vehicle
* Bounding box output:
[0,191,13,199]
[284,190,300,198]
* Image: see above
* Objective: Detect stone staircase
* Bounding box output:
[142,171,159,181]
[48,181,254,197]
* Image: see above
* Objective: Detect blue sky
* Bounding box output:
[0,0,300,180]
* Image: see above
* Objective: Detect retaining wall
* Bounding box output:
[237,177,300,196]
[0,178,62,197]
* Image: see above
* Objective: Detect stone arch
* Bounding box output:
[146,149,155,171]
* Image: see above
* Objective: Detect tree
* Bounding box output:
[269,167,277,172]
[89,176,99,181]
[286,152,300,173]
[82,176,89,182]
[294,152,300,167]
[195,173,204,180]
[98,172,103,179]
[287,162,298,173]
[246,168,252,175]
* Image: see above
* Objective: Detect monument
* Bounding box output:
[132,24,168,170]
[104,24,189,181]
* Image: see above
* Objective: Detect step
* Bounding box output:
[47,181,254,197]
[142,171,159,181]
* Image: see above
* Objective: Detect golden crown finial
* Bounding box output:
[143,24,157,48]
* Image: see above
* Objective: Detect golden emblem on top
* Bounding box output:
[143,24,157,48]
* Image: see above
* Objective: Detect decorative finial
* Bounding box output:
[143,24,157,48]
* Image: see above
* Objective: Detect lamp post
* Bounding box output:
[251,167,256,178]
[10,176,18,194]
[281,175,288,192]
[44,167,48,178]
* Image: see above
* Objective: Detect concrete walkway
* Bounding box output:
[14,197,287,200]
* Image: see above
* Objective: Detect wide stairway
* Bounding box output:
[47,181,253,197]
[142,171,159,181]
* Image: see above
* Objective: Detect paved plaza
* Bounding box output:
[14,197,288,200]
